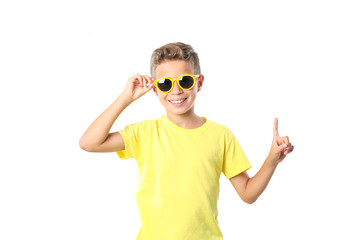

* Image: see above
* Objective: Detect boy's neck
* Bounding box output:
[166,110,206,129]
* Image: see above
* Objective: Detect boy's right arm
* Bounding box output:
[79,74,155,152]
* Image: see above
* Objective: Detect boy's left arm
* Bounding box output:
[229,118,294,204]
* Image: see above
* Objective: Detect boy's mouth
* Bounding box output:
[168,98,187,105]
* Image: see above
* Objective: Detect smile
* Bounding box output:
[169,98,187,104]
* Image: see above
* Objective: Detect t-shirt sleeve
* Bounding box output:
[116,121,146,160]
[222,129,252,179]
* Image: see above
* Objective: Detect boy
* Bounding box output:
[79,42,294,239]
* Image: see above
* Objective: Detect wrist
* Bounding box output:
[119,92,136,105]
[265,155,280,169]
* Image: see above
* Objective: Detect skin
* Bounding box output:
[79,59,294,204]
[229,118,294,204]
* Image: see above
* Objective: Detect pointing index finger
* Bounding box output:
[273,118,279,138]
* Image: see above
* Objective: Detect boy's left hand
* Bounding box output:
[268,118,294,165]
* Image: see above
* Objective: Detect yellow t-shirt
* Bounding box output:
[117,115,252,240]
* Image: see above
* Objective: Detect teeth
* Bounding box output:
[170,98,186,104]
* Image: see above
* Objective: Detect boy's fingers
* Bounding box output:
[284,144,294,155]
[138,75,149,87]
[279,143,287,151]
[273,118,280,138]
[130,74,140,84]
[139,77,144,87]
[281,136,290,146]
[145,84,155,92]
[139,75,153,90]
[149,76,155,83]
[144,75,153,86]
[141,76,148,88]
[133,74,143,85]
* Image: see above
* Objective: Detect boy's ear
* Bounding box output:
[152,85,158,96]
[197,74,204,92]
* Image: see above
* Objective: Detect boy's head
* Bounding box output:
[150,42,201,78]
[150,42,204,117]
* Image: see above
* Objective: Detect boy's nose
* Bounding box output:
[171,81,183,94]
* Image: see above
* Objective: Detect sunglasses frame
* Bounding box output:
[154,74,200,93]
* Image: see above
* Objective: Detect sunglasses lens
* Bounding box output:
[179,76,194,89]
[157,78,172,92]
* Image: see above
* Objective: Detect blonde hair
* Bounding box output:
[150,42,201,78]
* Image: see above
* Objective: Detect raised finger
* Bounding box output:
[273,118,280,139]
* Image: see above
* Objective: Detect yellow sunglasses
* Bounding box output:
[154,74,199,93]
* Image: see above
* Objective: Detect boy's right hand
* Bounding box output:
[122,74,155,102]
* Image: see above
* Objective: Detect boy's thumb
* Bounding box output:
[278,143,287,152]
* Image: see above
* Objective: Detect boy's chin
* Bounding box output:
[165,105,194,116]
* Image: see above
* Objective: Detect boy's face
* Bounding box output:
[153,60,204,117]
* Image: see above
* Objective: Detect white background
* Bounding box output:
[1,0,359,239]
